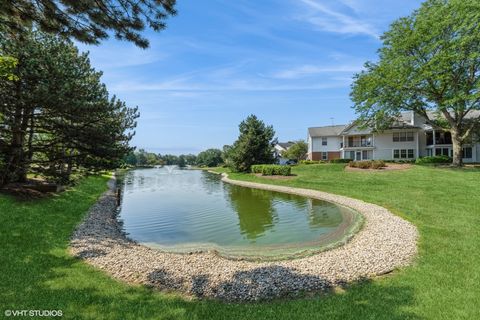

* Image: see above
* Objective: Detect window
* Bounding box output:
[322,137,327,146]
[322,152,328,160]
[362,150,372,160]
[345,151,355,159]
[394,150,400,159]
[435,148,449,156]
[393,132,414,142]
[406,132,414,141]
[463,147,473,159]
[394,149,415,159]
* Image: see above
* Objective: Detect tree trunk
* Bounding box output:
[451,129,463,167]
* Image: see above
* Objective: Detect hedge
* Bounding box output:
[329,158,351,163]
[299,160,323,165]
[415,155,452,165]
[251,164,291,176]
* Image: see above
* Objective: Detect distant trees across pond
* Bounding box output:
[123,148,224,168]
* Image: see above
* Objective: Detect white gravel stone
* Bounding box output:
[69,174,418,301]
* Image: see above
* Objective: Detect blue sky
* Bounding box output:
[77,0,423,155]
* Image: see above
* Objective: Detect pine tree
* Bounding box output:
[0,0,177,48]
[228,115,276,172]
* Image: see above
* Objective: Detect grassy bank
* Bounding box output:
[1,165,479,319]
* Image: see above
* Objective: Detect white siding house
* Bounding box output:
[308,111,480,162]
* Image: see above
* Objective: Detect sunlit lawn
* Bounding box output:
[1,164,479,319]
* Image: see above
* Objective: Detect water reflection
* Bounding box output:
[117,168,354,252]
[226,186,278,240]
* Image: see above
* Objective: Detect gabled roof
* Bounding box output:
[308,124,347,137]
[276,142,295,149]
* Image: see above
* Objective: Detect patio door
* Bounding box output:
[355,151,362,161]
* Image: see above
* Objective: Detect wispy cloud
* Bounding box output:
[270,64,362,79]
[298,0,379,39]
[111,78,351,92]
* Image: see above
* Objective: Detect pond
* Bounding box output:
[117,167,362,260]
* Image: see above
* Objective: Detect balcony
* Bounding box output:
[343,135,374,148]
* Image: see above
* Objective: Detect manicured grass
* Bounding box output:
[1,165,479,319]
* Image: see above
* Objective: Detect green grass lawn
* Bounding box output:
[1,165,479,319]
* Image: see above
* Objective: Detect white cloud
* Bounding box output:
[298,0,379,39]
[111,77,351,92]
[270,64,362,79]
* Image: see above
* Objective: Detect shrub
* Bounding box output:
[251,164,291,176]
[299,160,322,165]
[415,155,452,165]
[371,160,386,169]
[349,160,386,169]
[330,158,351,163]
[251,165,264,173]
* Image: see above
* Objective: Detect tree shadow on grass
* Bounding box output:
[1,245,422,320]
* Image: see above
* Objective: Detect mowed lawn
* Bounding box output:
[1,165,479,319]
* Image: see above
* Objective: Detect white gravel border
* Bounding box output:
[69,174,418,301]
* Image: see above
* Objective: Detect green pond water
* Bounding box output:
[118,167,361,260]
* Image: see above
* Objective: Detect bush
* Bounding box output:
[330,158,351,163]
[348,160,386,169]
[251,164,291,176]
[415,155,452,165]
[299,160,322,165]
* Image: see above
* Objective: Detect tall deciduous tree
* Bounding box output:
[0,0,177,48]
[196,149,223,167]
[351,0,480,166]
[228,115,276,172]
[283,140,308,161]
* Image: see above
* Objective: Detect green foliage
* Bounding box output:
[299,160,323,165]
[415,155,452,165]
[348,160,386,169]
[196,148,223,167]
[251,164,291,176]
[1,0,177,48]
[351,0,480,166]
[282,140,308,161]
[228,115,276,172]
[0,31,139,184]
[0,56,18,81]
[329,158,351,163]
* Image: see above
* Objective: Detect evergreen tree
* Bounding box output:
[1,0,177,48]
[228,115,276,172]
[0,31,139,184]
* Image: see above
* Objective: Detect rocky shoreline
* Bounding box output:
[69,175,418,301]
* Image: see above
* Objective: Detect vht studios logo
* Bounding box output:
[4,309,63,317]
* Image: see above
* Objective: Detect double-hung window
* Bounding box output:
[393,132,414,142]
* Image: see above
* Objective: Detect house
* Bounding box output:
[274,142,295,164]
[308,111,480,162]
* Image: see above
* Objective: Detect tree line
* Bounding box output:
[123,148,224,168]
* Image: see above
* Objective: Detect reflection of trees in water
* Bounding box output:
[199,171,224,194]
[226,185,278,240]
[307,199,343,228]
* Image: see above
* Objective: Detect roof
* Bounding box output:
[276,142,295,149]
[308,124,347,137]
